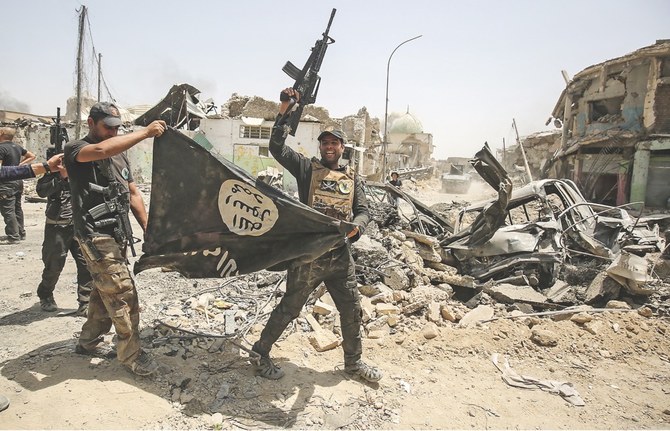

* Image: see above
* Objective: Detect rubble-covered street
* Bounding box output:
[1,178,669,429]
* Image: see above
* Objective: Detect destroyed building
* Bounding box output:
[547,39,670,208]
[2,80,440,190]
[499,130,562,182]
[383,110,434,177]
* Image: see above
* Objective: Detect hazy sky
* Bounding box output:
[2,0,668,158]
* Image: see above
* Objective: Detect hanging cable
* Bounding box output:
[84,12,117,104]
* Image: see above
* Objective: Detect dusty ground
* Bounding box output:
[1,181,670,430]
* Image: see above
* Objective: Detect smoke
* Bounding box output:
[0,90,30,113]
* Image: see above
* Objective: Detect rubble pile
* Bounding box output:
[120,234,669,428]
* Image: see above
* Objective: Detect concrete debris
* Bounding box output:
[421,322,440,339]
[584,272,621,304]
[106,145,667,429]
[357,143,669,316]
[305,314,341,352]
[530,328,559,347]
[440,304,458,322]
[487,283,548,304]
[382,265,411,291]
[606,252,654,295]
[426,301,441,323]
[605,300,632,310]
[359,281,393,298]
[637,306,653,318]
[570,312,593,324]
[375,303,401,316]
[542,280,576,304]
[312,300,335,316]
[458,305,495,328]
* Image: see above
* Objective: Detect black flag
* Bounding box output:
[134,128,353,278]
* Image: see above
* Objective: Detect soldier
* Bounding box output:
[36,163,93,315]
[64,102,166,376]
[251,88,382,383]
[0,127,36,243]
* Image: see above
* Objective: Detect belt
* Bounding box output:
[46,217,73,226]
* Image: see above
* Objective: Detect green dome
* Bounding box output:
[389,111,423,134]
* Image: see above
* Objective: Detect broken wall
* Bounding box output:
[549,41,670,206]
[653,56,670,132]
[14,122,155,183]
[197,117,322,194]
[502,131,561,179]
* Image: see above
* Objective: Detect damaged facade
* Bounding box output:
[499,130,562,183]
[548,39,670,208]
[1,81,439,190]
[383,111,434,177]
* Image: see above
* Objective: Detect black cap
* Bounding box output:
[317,129,346,142]
[89,102,122,127]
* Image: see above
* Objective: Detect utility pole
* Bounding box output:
[97,53,102,102]
[74,5,87,139]
[512,118,533,182]
[502,137,506,169]
[383,35,422,181]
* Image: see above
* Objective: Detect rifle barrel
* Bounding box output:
[324,8,336,37]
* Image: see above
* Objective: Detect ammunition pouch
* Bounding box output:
[78,236,103,262]
[88,201,119,220]
[87,181,135,255]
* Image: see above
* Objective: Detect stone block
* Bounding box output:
[530,328,558,347]
[488,283,547,304]
[359,282,393,298]
[308,331,341,352]
[457,305,494,328]
[584,272,620,304]
[376,303,400,315]
[440,305,457,322]
[426,301,441,323]
[313,300,335,316]
[383,266,410,291]
[421,322,440,339]
[360,296,374,322]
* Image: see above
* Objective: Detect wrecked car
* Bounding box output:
[440,145,563,288]
[364,181,454,237]
[440,144,667,289]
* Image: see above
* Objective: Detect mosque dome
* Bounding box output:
[389,111,423,134]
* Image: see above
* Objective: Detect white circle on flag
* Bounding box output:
[218,179,278,236]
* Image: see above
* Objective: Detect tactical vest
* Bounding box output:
[307,160,355,221]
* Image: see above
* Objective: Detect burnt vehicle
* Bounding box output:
[364,181,454,237]
[440,144,666,289]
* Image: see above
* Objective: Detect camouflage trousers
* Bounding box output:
[77,235,140,365]
[254,243,363,367]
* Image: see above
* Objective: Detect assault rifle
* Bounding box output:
[88,181,137,257]
[279,8,336,136]
[47,107,68,158]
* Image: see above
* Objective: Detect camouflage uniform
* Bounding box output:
[64,137,142,366]
[77,236,140,363]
